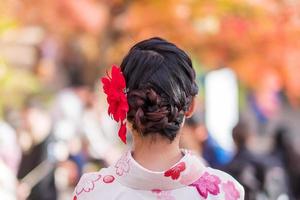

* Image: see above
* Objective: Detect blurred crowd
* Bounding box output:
[0,29,300,200]
[181,110,300,200]
[0,78,129,199]
[0,32,128,200]
[0,1,300,198]
[0,35,300,200]
[1,79,300,200]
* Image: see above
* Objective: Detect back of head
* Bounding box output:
[120,37,198,141]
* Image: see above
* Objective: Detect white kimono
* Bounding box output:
[73,150,244,200]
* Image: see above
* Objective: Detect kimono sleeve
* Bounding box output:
[207,167,245,200]
[72,172,102,200]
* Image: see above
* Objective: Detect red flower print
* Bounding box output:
[101,65,129,143]
[103,175,115,184]
[164,162,186,180]
[73,195,77,200]
[189,172,221,199]
[75,173,101,195]
[222,181,240,200]
[115,152,130,176]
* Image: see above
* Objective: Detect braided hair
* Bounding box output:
[121,37,198,141]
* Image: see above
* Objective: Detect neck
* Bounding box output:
[131,133,183,172]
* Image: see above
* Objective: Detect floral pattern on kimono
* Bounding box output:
[115,151,130,176]
[190,172,221,198]
[164,162,186,180]
[75,173,102,195]
[222,181,240,200]
[74,150,244,200]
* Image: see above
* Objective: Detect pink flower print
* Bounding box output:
[164,162,186,180]
[75,173,101,195]
[152,189,176,200]
[222,181,240,200]
[189,172,221,199]
[115,152,130,176]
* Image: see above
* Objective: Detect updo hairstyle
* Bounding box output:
[120,37,198,141]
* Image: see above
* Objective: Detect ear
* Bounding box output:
[185,97,196,118]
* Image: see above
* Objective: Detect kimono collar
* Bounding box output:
[112,149,205,190]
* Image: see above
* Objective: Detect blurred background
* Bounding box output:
[0,0,300,200]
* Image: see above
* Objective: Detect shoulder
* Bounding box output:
[181,152,245,199]
[73,168,122,200]
[206,167,245,199]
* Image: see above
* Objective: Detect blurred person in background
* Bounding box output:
[283,132,300,199]
[202,133,233,169]
[51,41,93,177]
[277,125,300,200]
[81,90,124,166]
[269,94,300,199]
[17,99,57,200]
[49,42,123,200]
[51,39,91,133]
[225,120,266,200]
[264,126,295,199]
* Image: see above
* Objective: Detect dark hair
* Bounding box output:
[120,37,198,141]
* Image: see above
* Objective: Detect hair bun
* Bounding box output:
[121,37,198,141]
[127,88,184,141]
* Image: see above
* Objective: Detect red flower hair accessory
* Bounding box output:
[101,65,129,143]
